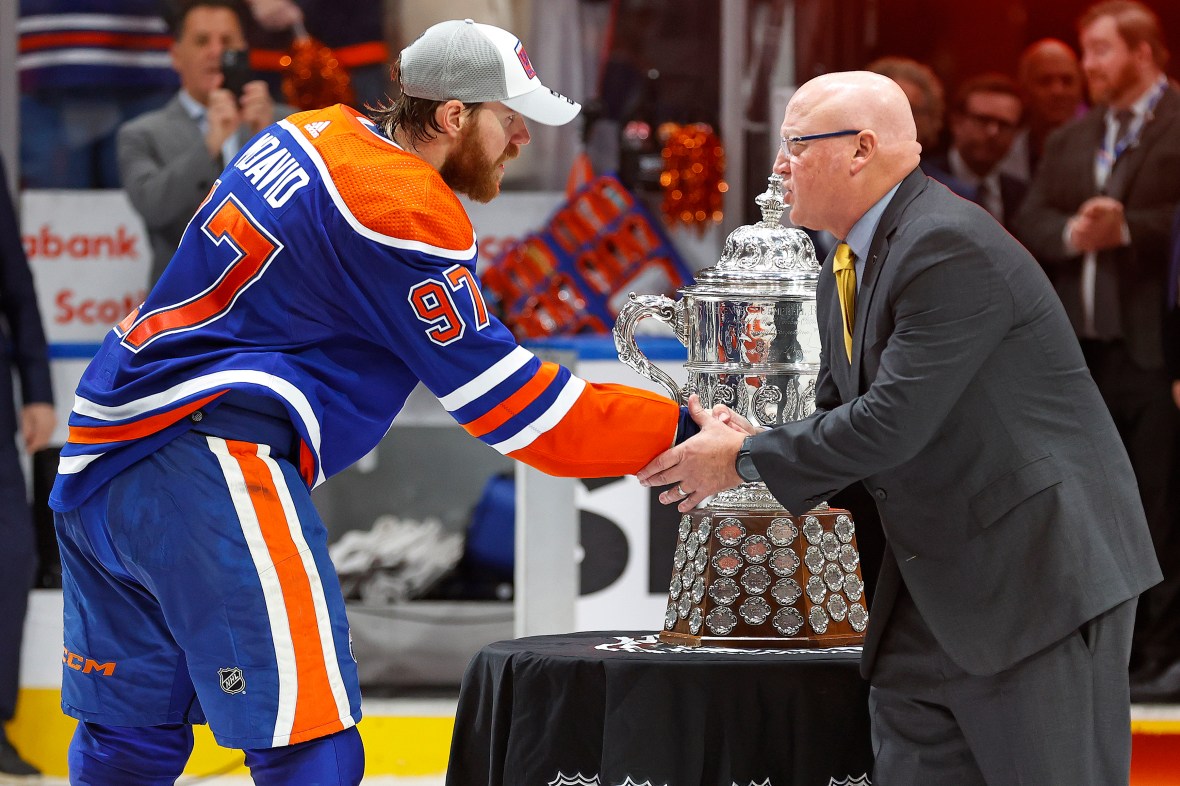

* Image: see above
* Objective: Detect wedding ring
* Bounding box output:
[676,484,689,497]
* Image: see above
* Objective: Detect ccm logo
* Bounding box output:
[63,648,116,676]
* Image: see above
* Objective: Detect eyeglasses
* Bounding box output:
[961,112,1019,134]
[779,129,862,157]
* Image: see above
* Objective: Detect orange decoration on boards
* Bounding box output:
[659,122,727,233]
[282,34,355,111]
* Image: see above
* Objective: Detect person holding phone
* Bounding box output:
[117,0,288,285]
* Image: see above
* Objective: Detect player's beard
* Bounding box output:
[440,124,520,203]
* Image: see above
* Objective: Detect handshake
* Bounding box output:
[637,393,762,512]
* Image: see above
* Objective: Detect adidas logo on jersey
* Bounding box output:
[304,121,331,138]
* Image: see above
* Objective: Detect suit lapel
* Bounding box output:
[847,168,927,393]
[164,96,205,150]
[1105,87,1180,201]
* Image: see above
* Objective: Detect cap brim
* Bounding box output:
[502,85,582,126]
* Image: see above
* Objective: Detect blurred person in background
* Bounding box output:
[1000,38,1086,181]
[118,0,286,285]
[0,154,56,780]
[1012,0,1180,702]
[18,0,178,189]
[929,73,1028,228]
[243,0,391,108]
[867,55,972,199]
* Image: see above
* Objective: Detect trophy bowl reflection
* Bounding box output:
[614,174,868,648]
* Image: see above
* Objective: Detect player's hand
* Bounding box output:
[205,84,241,158]
[21,402,56,454]
[638,395,746,512]
[706,397,758,435]
[239,80,276,135]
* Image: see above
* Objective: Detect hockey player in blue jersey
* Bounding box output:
[52,18,694,785]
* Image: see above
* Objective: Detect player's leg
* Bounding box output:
[68,722,193,785]
[116,432,362,758]
[55,478,204,781]
[243,725,364,786]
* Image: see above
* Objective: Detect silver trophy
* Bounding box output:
[615,174,868,647]
[614,173,821,510]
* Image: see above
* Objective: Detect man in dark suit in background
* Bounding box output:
[1012,0,1180,699]
[928,73,1028,228]
[638,70,1160,784]
[0,156,55,778]
[118,0,284,285]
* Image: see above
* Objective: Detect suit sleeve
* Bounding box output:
[0,157,53,406]
[753,220,1014,513]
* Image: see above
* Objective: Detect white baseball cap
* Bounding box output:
[399,18,581,126]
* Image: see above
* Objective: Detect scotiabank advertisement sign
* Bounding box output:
[21,190,150,345]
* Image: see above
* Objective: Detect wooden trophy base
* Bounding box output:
[658,505,868,649]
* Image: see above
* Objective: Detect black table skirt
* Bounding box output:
[445,631,873,786]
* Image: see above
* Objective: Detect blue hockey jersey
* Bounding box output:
[50,104,680,511]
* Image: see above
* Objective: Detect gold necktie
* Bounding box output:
[833,242,856,361]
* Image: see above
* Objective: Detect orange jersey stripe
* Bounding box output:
[226,441,345,741]
[249,42,388,73]
[68,391,226,445]
[332,41,389,68]
[20,31,172,52]
[507,383,680,477]
[461,361,561,439]
[249,49,286,72]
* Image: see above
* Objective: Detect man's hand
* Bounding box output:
[637,394,747,512]
[1173,380,1180,411]
[21,403,56,454]
[205,83,241,158]
[247,0,304,31]
[239,80,276,135]
[1068,196,1128,252]
[710,400,758,435]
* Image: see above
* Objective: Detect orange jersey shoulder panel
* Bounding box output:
[289,105,474,253]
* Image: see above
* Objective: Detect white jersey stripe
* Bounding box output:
[18,51,173,70]
[490,375,586,454]
[438,345,534,412]
[279,119,478,261]
[18,14,169,33]
[70,369,326,486]
[57,452,102,476]
[207,438,299,747]
[262,457,354,733]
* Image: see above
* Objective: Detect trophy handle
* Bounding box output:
[613,292,687,404]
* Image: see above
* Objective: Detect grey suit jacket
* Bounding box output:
[1012,86,1180,370]
[117,94,290,285]
[750,169,1161,678]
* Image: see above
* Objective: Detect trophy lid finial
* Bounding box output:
[697,171,818,282]
[754,174,786,227]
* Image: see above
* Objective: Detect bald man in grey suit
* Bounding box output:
[638,71,1161,784]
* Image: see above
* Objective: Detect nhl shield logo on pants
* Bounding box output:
[219,666,246,694]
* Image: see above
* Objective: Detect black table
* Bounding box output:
[445,631,873,786]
